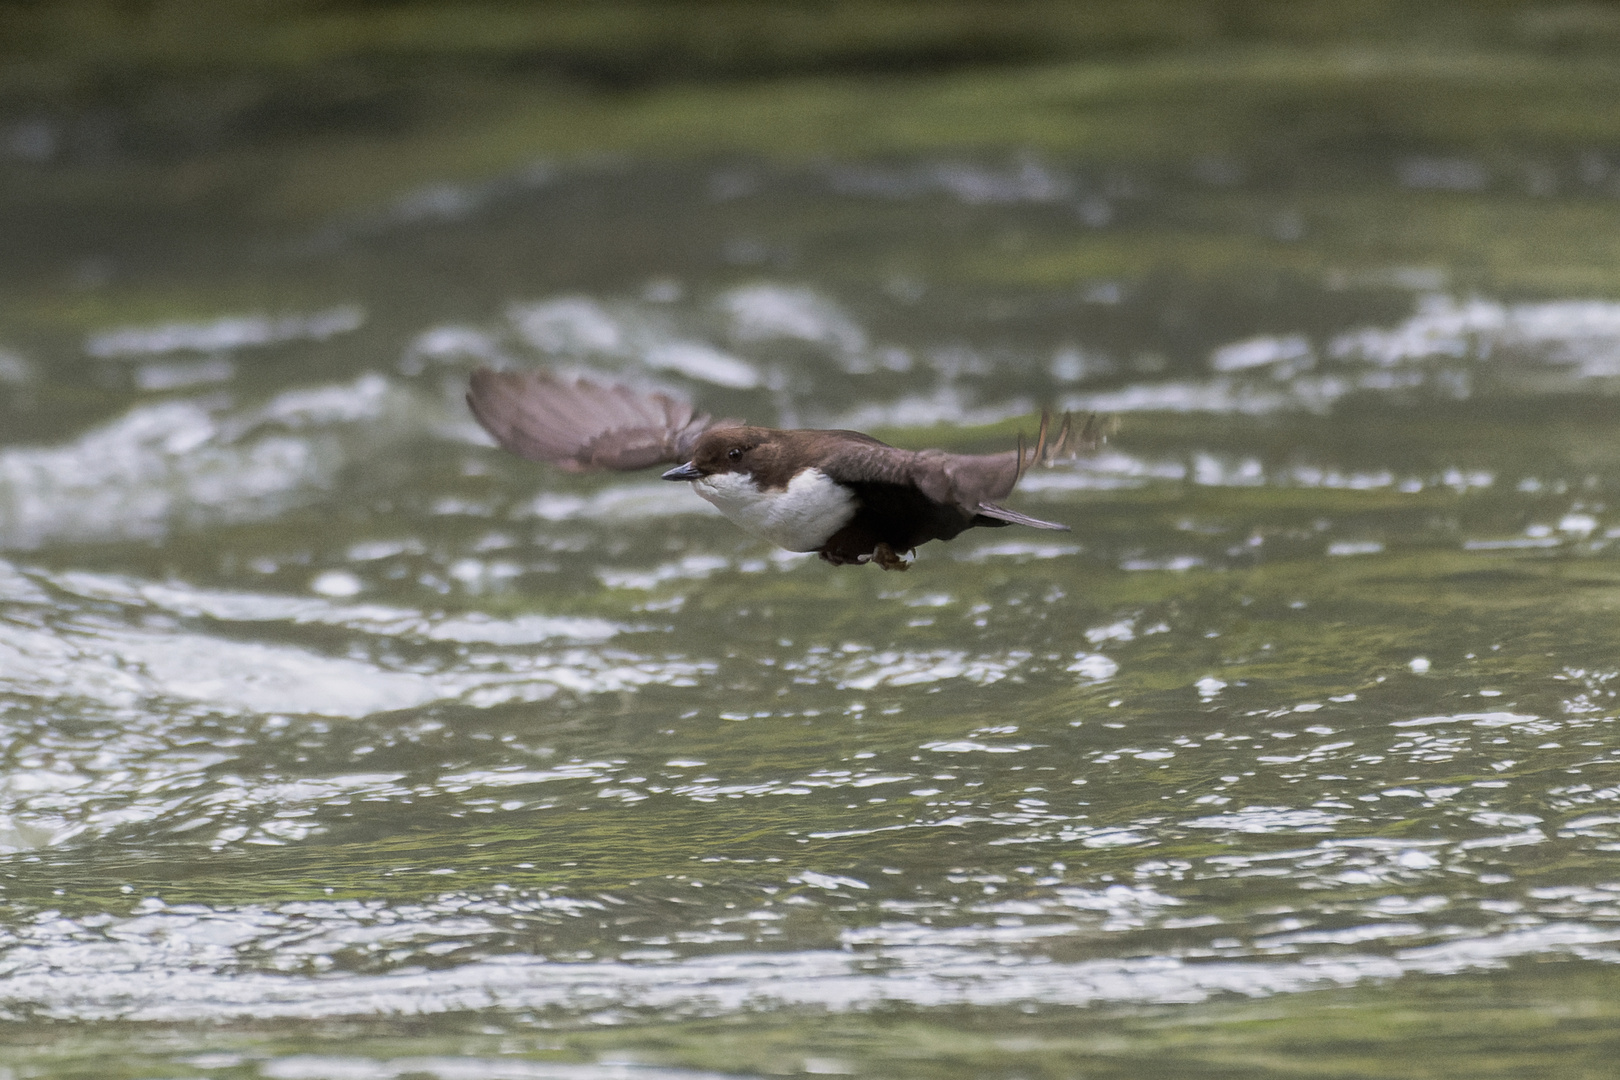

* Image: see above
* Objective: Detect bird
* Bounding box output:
[466,368,1099,570]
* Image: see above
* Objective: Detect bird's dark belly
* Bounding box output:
[817,482,1004,564]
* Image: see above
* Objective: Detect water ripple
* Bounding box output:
[2,897,1616,1022]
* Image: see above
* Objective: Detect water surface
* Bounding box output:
[4,29,1620,1077]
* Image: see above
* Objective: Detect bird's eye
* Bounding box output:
[727,447,744,461]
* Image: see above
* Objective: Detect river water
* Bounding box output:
[2,130,1620,1074]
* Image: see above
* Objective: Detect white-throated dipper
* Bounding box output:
[467,368,1097,570]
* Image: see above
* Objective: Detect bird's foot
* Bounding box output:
[823,534,911,569]
[870,542,911,571]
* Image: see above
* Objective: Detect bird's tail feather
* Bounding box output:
[976,502,1070,530]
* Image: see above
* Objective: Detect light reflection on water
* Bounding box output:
[2,153,1620,1074]
[6,898,1620,1023]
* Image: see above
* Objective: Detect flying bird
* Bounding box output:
[467,368,1098,570]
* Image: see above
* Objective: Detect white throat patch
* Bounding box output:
[690,467,857,552]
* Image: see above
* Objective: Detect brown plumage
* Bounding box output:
[467,368,1099,569]
[466,368,717,472]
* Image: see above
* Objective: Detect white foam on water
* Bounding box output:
[86,306,364,358]
[1330,294,1620,380]
[99,627,454,717]
[0,610,704,720]
[0,561,705,722]
[509,296,625,355]
[1,900,1614,1022]
[1016,452,1189,490]
[836,650,1026,689]
[830,388,1034,431]
[1211,333,1312,372]
[523,481,718,523]
[134,356,236,390]
[598,554,732,590]
[48,569,625,645]
[718,284,868,357]
[1328,540,1385,556]
[1389,711,1541,728]
[1054,293,1620,418]
[1122,555,1204,572]
[1068,654,1120,680]
[826,158,1075,206]
[249,371,395,428]
[957,541,1081,562]
[508,295,764,388]
[642,340,759,388]
[0,374,421,549]
[1193,453,1265,486]
[0,348,32,383]
[262,1059,735,1080]
[1085,619,1136,644]
[1183,807,1349,834]
[399,324,509,375]
[921,740,1033,754]
[771,647,1032,691]
[1062,379,1304,415]
[1291,467,1398,490]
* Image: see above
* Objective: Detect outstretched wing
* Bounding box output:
[815,412,1099,530]
[467,368,724,472]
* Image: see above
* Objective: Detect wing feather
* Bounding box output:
[467,368,723,471]
[814,411,1097,522]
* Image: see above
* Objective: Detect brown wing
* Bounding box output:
[815,412,1097,530]
[467,368,724,472]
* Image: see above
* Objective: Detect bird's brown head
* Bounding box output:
[661,426,773,482]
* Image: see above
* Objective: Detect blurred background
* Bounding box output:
[3,2,1620,1077]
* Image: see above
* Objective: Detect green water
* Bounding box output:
[2,3,1620,1076]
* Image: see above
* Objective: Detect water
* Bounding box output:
[5,60,1620,1078]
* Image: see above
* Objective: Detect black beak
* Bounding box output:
[661,462,703,482]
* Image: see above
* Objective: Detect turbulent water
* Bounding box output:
[2,153,1620,1075]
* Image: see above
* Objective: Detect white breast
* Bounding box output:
[691,467,857,552]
